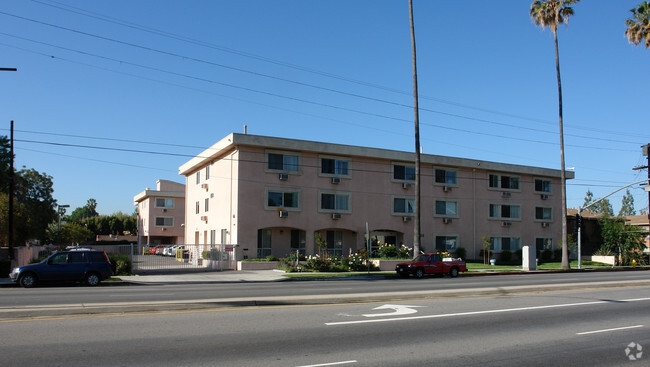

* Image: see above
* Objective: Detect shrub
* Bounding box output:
[109,253,131,275]
[454,247,466,260]
[265,255,279,261]
[514,249,522,261]
[378,244,398,258]
[202,250,221,260]
[500,250,512,263]
[553,249,562,261]
[541,249,553,262]
[397,244,412,259]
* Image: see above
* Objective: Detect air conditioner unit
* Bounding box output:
[541,222,550,228]
[443,186,452,192]
[502,221,512,227]
[162,208,167,212]
[331,213,342,220]
[279,211,289,218]
[162,227,167,231]
[501,191,511,198]
[443,217,452,224]
[200,216,208,221]
[279,173,289,181]
[402,216,412,222]
[402,182,412,189]
[540,194,549,200]
[201,183,209,190]
[331,177,341,184]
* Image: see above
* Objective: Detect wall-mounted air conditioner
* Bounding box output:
[331,213,341,220]
[331,177,341,184]
[402,182,412,189]
[541,222,550,228]
[540,194,549,200]
[279,211,289,218]
[443,217,452,224]
[502,221,512,227]
[279,173,289,181]
[402,216,412,222]
[501,191,511,198]
[443,186,452,192]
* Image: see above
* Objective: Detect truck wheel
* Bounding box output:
[19,273,37,288]
[449,267,459,278]
[415,268,425,279]
[85,272,101,286]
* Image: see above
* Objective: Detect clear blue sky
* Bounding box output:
[1,0,648,216]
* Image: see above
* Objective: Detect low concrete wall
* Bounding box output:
[583,255,615,265]
[237,261,279,271]
[370,259,408,271]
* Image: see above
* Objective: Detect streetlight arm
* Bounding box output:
[581,179,650,213]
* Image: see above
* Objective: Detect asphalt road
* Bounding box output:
[1,286,648,366]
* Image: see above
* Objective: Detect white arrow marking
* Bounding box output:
[362,304,424,318]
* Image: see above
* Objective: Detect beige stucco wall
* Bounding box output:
[134,180,185,245]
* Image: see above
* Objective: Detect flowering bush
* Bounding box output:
[378,243,398,258]
[397,244,412,258]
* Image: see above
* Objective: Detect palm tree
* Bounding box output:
[409,0,421,256]
[625,1,650,48]
[530,0,580,270]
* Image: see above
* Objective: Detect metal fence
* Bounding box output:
[10,243,237,275]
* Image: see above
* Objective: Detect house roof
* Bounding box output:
[178,133,574,179]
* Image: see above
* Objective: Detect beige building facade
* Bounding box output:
[179,133,573,260]
[134,180,185,245]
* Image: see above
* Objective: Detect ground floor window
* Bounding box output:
[326,230,343,256]
[290,230,306,254]
[257,229,272,258]
[535,237,553,252]
[435,235,458,252]
[490,237,521,252]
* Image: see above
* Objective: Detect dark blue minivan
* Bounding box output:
[9,249,113,288]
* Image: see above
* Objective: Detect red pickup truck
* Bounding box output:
[395,253,467,278]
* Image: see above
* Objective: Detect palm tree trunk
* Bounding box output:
[409,0,421,256]
[554,29,569,269]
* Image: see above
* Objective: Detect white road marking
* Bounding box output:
[325,297,650,326]
[576,325,644,335]
[295,360,357,367]
[362,304,423,317]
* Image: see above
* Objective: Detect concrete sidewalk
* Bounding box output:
[117,269,289,284]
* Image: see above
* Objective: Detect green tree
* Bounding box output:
[0,192,30,246]
[599,217,648,265]
[13,168,57,243]
[583,189,594,208]
[583,189,614,216]
[60,222,94,244]
[619,189,636,216]
[0,136,11,193]
[530,0,580,270]
[625,1,650,48]
[68,198,99,222]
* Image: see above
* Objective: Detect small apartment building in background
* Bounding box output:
[179,133,574,260]
[133,180,185,245]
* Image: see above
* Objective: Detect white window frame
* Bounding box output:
[265,187,301,211]
[155,198,175,208]
[392,196,415,215]
[265,150,301,174]
[488,173,521,191]
[433,167,458,186]
[535,206,553,221]
[318,190,352,213]
[488,203,521,220]
[534,178,552,194]
[154,216,174,227]
[392,162,416,182]
[434,200,459,218]
[319,155,351,178]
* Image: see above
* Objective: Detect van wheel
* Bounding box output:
[415,268,425,279]
[19,273,37,288]
[86,273,101,286]
[449,267,459,278]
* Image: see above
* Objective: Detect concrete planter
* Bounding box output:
[369,259,410,271]
[237,261,279,271]
[583,255,615,265]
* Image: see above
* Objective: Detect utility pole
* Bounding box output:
[633,144,650,222]
[8,121,14,260]
[409,0,421,256]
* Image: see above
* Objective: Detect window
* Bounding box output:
[205,165,210,180]
[435,169,457,185]
[435,200,458,217]
[393,164,415,181]
[435,236,458,252]
[291,230,306,252]
[196,171,200,184]
[535,207,552,220]
[321,157,349,176]
[536,238,553,252]
[267,190,299,208]
[210,230,216,245]
[490,237,521,252]
[393,197,415,214]
[489,204,521,219]
[326,230,343,256]
[535,179,551,193]
[257,229,272,258]
[205,198,209,212]
[320,192,350,212]
[268,152,299,172]
[155,217,174,226]
[489,174,520,190]
[195,201,200,214]
[155,198,174,208]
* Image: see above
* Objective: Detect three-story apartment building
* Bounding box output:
[134,180,186,245]
[179,133,573,260]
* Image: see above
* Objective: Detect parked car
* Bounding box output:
[395,253,467,278]
[9,249,113,288]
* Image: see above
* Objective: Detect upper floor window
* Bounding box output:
[489,204,521,219]
[267,190,299,209]
[155,217,174,227]
[195,201,200,214]
[205,165,210,180]
[320,192,350,212]
[196,171,200,184]
[435,200,458,217]
[489,174,520,190]
[268,152,299,172]
[535,178,551,193]
[393,197,415,214]
[155,198,174,208]
[535,207,552,221]
[321,157,349,176]
[435,168,457,185]
[393,164,415,181]
[204,198,209,212]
